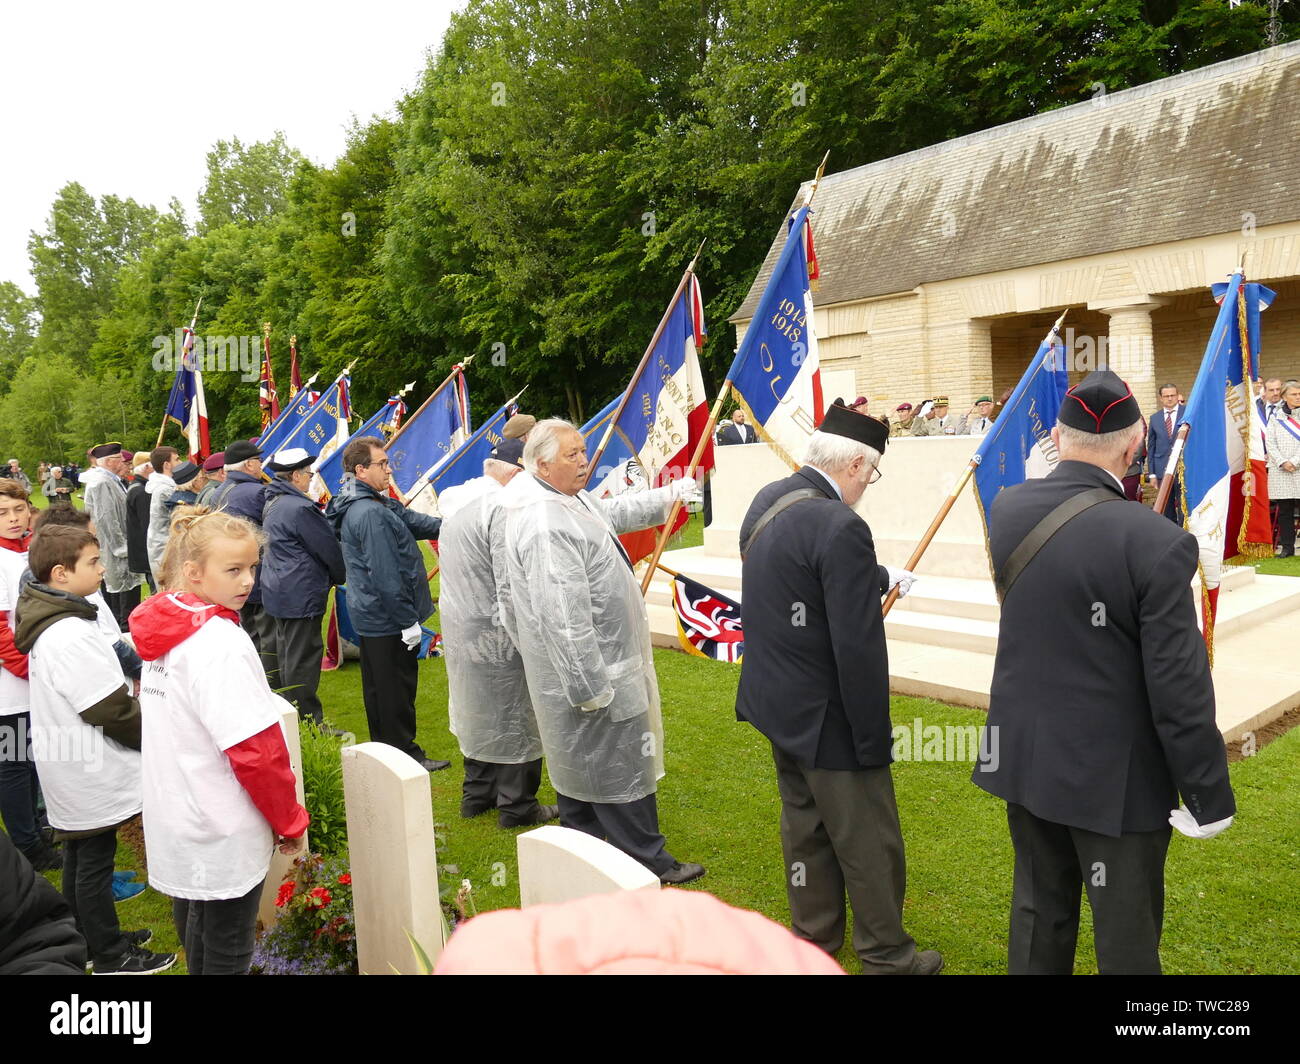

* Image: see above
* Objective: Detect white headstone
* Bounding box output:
[517,825,660,907]
[257,702,308,930]
[342,743,445,974]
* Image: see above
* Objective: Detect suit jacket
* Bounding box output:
[124,476,151,576]
[717,423,757,445]
[973,460,1234,836]
[735,467,892,770]
[1146,404,1185,479]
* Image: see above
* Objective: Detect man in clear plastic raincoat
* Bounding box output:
[439,438,558,829]
[492,420,705,884]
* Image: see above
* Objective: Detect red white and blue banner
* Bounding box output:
[582,275,712,566]
[276,370,351,465]
[164,326,210,459]
[1179,271,1275,641]
[257,375,320,455]
[672,574,744,663]
[312,393,410,500]
[389,370,472,497]
[259,328,280,429]
[725,204,823,468]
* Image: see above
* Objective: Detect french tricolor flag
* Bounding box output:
[165,327,210,459]
[584,274,713,565]
[1178,271,1275,647]
[726,204,823,467]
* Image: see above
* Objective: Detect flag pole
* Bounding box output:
[401,385,527,508]
[385,354,475,452]
[157,297,203,447]
[880,308,1068,617]
[638,381,731,595]
[588,240,706,478]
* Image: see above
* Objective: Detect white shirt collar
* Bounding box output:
[804,466,843,500]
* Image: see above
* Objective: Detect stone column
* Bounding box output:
[1097,301,1166,413]
[927,318,992,412]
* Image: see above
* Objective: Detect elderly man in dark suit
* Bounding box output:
[975,369,1235,975]
[1146,382,1185,522]
[736,402,939,975]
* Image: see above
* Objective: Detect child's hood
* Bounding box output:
[129,591,240,661]
[13,583,97,654]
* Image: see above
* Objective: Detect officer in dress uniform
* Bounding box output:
[736,401,941,975]
[973,369,1236,975]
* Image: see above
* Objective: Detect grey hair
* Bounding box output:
[522,419,579,474]
[803,430,881,474]
[1055,419,1143,459]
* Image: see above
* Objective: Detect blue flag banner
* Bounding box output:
[275,374,350,459]
[410,397,519,506]
[257,379,320,455]
[581,394,639,490]
[313,397,407,499]
[388,375,470,496]
[725,204,823,467]
[972,322,1069,520]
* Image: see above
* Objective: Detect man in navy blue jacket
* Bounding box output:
[327,436,448,771]
[211,440,279,683]
[261,448,346,730]
[1145,383,1185,522]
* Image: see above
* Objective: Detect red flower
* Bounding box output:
[275,882,295,908]
[308,886,332,908]
[338,873,352,885]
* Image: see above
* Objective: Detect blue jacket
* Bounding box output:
[1146,404,1185,480]
[326,478,441,637]
[261,478,346,619]
[212,471,269,603]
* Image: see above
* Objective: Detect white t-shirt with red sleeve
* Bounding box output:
[0,545,30,716]
[139,610,286,900]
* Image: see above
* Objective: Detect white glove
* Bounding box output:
[577,689,614,712]
[885,566,917,598]
[400,623,422,651]
[670,476,698,501]
[1168,806,1234,839]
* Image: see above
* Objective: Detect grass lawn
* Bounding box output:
[26,513,1300,975]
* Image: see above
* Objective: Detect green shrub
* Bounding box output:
[298,721,349,857]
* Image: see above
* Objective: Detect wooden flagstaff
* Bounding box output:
[638,153,831,595]
[880,308,1068,617]
[587,239,707,479]
[156,296,203,448]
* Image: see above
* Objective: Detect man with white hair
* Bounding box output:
[440,437,558,827]
[736,401,937,975]
[79,443,143,630]
[974,369,1234,975]
[493,419,703,881]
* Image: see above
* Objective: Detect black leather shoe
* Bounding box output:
[421,758,452,772]
[498,804,560,828]
[461,802,493,818]
[659,861,706,885]
[907,949,944,975]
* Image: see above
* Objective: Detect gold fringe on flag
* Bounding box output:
[1178,453,1214,667]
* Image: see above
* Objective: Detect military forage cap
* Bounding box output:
[490,437,525,468]
[88,442,123,459]
[224,440,262,464]
[818,400,889,453]
[1059,369,1142,434]
[267,447,315,473]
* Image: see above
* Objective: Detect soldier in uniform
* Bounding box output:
[736,402,941,974]
[973,369,1235,975]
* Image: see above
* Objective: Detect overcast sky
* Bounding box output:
[2,0,462,294]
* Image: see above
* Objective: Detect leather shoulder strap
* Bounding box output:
[995,487,1120,604]
[740,488,822,561]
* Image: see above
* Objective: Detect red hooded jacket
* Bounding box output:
[130,592,308,840]
[0,533,32,680]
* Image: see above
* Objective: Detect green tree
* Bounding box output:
[0,354,80,470]
[197,132,305,232]
[0,282,37,391]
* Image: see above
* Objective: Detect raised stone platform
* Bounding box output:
[645,438,1300,742]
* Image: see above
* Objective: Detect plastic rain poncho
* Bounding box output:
[491,472,675,803]
[80,467,144,594]
[439,476,541,764]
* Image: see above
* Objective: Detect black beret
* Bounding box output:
[1058,370,1141,434]
[88,442,123,459]
[224,440,263,464]
[817,400,889,453]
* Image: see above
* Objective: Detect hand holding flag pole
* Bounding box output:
[881,309,1068,617]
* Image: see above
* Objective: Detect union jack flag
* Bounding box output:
[672,574,743,663]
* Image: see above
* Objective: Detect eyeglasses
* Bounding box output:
[868,466,883,485]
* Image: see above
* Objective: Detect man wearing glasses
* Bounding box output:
[735,400,940,975]
[329,436,450,771]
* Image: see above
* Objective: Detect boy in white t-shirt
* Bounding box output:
[14,525,175,975]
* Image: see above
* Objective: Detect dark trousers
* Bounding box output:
[274,614,326,724]
[557,791,675,875]
[771,744,918,972]
[358,634,425,761]
[172,879,265,975]
[0,713,41,851]
[101,583,141,632]
[1005,802,1172,975]
[463,758,543,822]
[1277,498,1297,554]
[63,828,126,963]
[240,601,280,687]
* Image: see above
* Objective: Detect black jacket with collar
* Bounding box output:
[735,466,892,771]
[973,460,1234,836]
